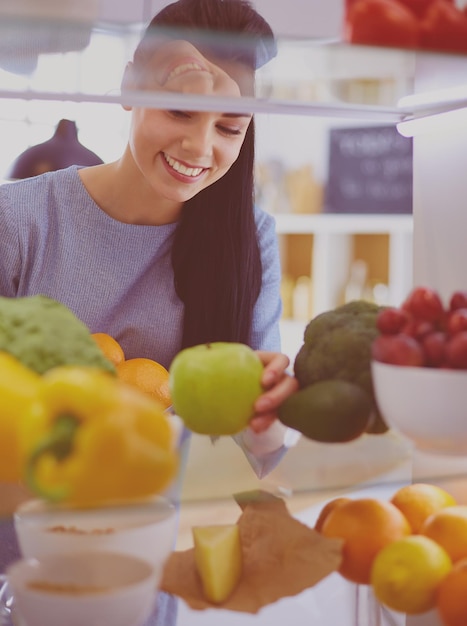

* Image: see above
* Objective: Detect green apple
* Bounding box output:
[169,342,264,435]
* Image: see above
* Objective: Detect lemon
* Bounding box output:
[371,535,452,614]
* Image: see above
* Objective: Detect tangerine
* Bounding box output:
[391,483,457,533]
[421,506,467,563]
[436,558,467,626]
[320,497,411,584]
[314,497,352,533]
[92,332,125,367]
[117,357,171,409]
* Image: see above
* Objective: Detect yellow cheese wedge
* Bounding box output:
[192,524,243,604]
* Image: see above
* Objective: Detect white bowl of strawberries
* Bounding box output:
[371,286,467,455]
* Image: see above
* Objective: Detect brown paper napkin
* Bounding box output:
[160,493,343,613]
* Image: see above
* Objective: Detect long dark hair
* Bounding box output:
[135,0,277,349]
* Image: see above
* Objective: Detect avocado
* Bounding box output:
[278,379,372,443]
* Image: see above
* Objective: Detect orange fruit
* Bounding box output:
[436,558,467,626]
[92,332,125,367]
[117,357,171,409]
[421,506,467,563]
[320,497,411,584]
[314,497,352,533]
[391,483,457,533]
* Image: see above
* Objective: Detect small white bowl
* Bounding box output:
[372,360,467,455]
[14,496,177,571]
[7,551,158,626]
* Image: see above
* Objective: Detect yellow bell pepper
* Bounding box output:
[0,351,45,482]
[24,366,179,507]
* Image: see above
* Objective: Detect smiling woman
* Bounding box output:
[0,3,300,623]
[76,0,279,355]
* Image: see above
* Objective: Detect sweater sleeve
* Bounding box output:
[249,207,282,352]
[0,185,21,297]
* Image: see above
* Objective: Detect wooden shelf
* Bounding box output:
[274,213,413,235]
[274,213,413,323]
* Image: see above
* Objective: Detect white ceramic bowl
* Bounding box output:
[372,360,467,455]
[7,551,158,626]
[14,496,177,571]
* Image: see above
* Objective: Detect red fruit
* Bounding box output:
[372,334,425,366]
[420,1,467,54]
[438,310,451,333]
[346,0,420,49]
[450,291,467,312]
[446,308,467,335]
[376,307,410,335]
[402,287,445,323]
[422,331,447,367]
[397,0,452,19]
[446,332,467,369]
[402,318,436,340]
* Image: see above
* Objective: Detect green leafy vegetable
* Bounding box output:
[0,295,115,375]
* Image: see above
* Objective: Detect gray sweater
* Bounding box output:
[0,165,282,370]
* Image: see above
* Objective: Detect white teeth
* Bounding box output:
[166,63,205,82]
[164,153,203,177]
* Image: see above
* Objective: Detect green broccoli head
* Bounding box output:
[303,300,381,346]
[0,295,115,375]
[294,300,387,433]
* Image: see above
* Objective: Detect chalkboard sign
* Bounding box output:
[325,125,413,215]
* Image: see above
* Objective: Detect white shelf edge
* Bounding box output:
[398,83,467,113]
[273,213,413,235]
[0,88,407,122]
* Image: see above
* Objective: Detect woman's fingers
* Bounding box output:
[248,414,276,434]
[248,350,299,433]
[255,370,299,413]
[256,350,291,389]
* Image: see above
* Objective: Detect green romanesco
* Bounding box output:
[292,300,388,434]
[0,295,115,375]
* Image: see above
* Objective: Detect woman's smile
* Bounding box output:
[161,152,207,182]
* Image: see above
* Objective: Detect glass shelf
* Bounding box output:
[0,88,410,123]
[178,430,467,506]
[1,15,466,122]
[2,11,467,138]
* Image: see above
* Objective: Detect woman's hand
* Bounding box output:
[249,351,299,434]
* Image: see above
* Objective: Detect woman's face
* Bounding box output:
[124,41,253,205]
